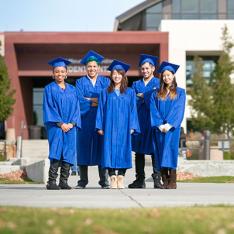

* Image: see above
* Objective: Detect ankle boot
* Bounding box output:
[59,162,72,189]
[166,169,177,189]
[117,175,124,189]
[152,171,164,189]
[128,176,146,188]
[46,160,60,190]
[128,154,146,188]
[161,168,170,189]
[98,166,110,189]
[76,165,88,188]
[110,175,118,189]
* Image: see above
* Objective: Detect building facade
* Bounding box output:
[114,0,234,130]
[3,31,168,138]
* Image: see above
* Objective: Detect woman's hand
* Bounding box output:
[61,123,71,132]
[98,130,104,135]
[130,129,134,134]
[137,93,144,98]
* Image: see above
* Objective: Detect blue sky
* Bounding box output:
[0,0,143,32]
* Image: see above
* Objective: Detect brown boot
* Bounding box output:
[161,168,170,189]
[166,169,177,189]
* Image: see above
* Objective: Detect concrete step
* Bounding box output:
[22,140,49,158]
[0,165,21,174]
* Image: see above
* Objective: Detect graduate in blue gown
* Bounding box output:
[129,54,162,189]
[75,50,110,189]
[96,60,140,189]
[43,57,81,190]
[150,61,186,189]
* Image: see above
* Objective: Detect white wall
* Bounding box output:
[0,33,4,56]
[160,20,234,128]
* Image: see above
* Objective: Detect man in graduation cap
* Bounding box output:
[75,50,110,189]
[44,57,81,190]
[129,54,163,189]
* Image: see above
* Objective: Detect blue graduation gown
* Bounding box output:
[76,75,110,166]
[150,87,186,170]
[131,77,160,154]
[96,88,140,169]
[43,81,81,165]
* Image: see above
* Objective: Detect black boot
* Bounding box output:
[59,162,72,189]
[46,160,60,190]
[128,153,146,188]
[98,166,110,189]
[152,171,164,189]
[76,165,88,188]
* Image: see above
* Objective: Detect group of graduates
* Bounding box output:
[43,50,186,190]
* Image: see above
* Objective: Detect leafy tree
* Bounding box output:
[188,56,214,131]
[0,55,15,121]
[210,25,234,138]
[189,25,234,138]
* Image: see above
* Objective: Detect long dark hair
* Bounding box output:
[158,71,177,100]
[108,70,128,93]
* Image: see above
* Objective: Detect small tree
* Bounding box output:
[189,56,214,131]
[210,25,234,138]
[0,55,15,121]
[189,25,234,138]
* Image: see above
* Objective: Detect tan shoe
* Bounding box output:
[117,175,124,189]
[110,175,118,189]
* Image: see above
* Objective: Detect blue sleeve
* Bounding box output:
[76,79,92,115]
[150,92,164,128]
[43,86,63,125]
[95,90,106,131]
[166,89,186,129]
[70,90,82,129]
[130,90,140,133]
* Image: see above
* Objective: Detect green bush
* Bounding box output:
[0,153,5,161]
[223,151,234,160]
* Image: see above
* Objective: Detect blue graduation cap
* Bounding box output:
[80,50,104,65]
[139,54,158,67]
[107,59,130,72]
[48,57,71,67]
[157,61,180,74]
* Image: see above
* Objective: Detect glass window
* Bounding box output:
[33,88,44,126]
[181,0,199,13]
[227,0,234,19]
[147,2,162,13]
[186,56,218,87]
[200,0,217,13]
[172,0,181,13]
[172,0,218,19]
[145,12,162,29]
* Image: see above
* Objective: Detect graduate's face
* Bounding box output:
[86,61,99,78]
[140,62,155,79]
[111,70,123,85]
[162,70,174,86]
[53,66,67,83]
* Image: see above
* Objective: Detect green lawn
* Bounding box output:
[0,177,35,184]
[0,206,234,234]
[178,176,234,183]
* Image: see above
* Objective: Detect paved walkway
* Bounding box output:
[1,166,234,208]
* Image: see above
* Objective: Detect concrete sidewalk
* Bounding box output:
[1,166,234,208]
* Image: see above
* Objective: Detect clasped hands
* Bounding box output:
[98,129,134,135]
[60,123,74,132]
[158,123,172,133]
[85,97,98,107]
